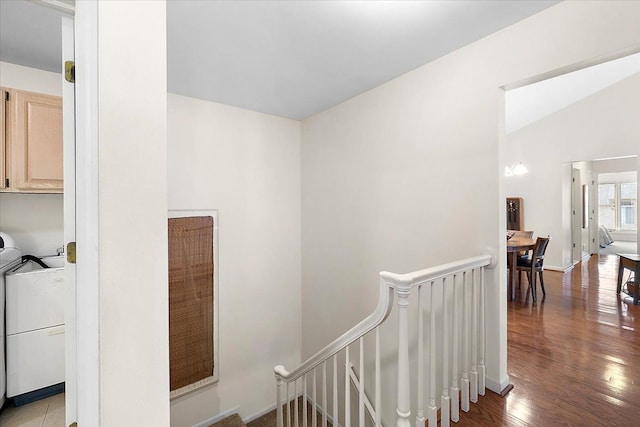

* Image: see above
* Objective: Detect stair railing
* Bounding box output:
[275,253,495,427]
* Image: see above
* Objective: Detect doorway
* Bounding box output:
[503,52,640,271]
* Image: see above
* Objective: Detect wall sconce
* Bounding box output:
[504,161,528,177]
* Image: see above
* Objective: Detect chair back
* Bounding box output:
[532,237,551,263]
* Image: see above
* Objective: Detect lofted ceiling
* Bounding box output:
[1,0,560,120]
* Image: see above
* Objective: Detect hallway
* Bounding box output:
[458,254,640,425]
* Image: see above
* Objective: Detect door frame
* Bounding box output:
[62,14,77,425]
[73,1,101,425]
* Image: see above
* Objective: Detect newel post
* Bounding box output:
[395,285,411,427]
[275,367,285,427]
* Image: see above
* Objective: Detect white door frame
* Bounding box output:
[571,166,582,264]
[61,14,77,426]
[74,1,101,425]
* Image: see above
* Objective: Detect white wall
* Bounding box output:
[300,1,640,422]
[96,1,170,425]
[0,61,63,256]
[167,94,302,425]
[505,72,640,269]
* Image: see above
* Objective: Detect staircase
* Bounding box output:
[274,254,495,427]
[210,413,245,427]
[211,398,326,427]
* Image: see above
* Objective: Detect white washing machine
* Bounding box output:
[0,232,22,409]
[5,256,65,401]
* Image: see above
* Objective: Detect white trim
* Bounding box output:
[192,406,240,427]
[74,1,100,425]
[485,376,510,396]
[61,13,77,426]
[30,0,75,14]
[545,264,575,273]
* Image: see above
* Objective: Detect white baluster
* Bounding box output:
[323,361,328,427]
[287,382,292,427]
[345,346,351,427]
[295,380,299,427]
[416,286,425,427]
[303,374,308,427]
[462,271,470,412]
[396,285,412,427]
[427,282,437,427]
[451,274,460,422]
[359,337,365,427]
[376,327,381,427]
[479,266,486,396]
[441,277,450,427]
[277,377,284,427]
[313,368,317,427]
[333,355,338,427]
[471,269,478,404]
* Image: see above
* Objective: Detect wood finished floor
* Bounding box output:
[456,254,640,426]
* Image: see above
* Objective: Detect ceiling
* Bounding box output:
[1,0,560,120]
[506,52,640,134]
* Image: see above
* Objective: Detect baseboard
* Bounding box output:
[485,375,510,395]
[545,264,574,273]
[193,405,240,427]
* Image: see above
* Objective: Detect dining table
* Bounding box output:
[507,237,535,301]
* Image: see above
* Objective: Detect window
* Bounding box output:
[598,181,637,231]
[620,182,637,230]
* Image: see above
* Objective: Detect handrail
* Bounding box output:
[380,254,494,290]
[274,253,494,383]
[275,279,395,382]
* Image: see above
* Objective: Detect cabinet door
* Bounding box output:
[11,89,63,192]
[0,87,6,190]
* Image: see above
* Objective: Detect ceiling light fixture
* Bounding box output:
[505,161,528,177]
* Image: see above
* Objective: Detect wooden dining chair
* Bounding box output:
[516,236,551,301]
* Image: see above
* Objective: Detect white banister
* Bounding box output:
[415,286,425,427]
[396,286,411,427]
[312,368,317,427]
[303,375,308,427]
[471,268,479,404]
[287,382,292,427]
[479,266,486,396]
[359,338,365,427]
[441,277,450,427]
[322,361,327,427]
[274,253,494,427]
[295,380,299,427]
[375,328,381,427]
[461,270,470,412]
[333,355,338,427]
[277,376,284,427]
[345,346,351,427]
[451,273,460,423]
[427,282,437,427]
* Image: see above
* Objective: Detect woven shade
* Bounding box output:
[168,216,214,392]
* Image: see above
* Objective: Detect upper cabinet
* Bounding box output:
[1,88,63,193]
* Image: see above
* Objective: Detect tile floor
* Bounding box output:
[0,393,65,427]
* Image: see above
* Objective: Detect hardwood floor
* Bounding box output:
[457,254,640,426]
